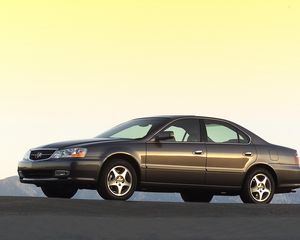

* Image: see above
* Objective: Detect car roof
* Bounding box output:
[134,115,228,121]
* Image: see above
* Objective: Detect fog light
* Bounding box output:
[54,170,70,177]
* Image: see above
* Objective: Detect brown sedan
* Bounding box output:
[18,116,300,203]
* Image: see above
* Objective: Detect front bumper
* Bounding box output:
[18,158,101,188]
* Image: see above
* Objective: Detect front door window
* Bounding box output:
[160,119,201,142]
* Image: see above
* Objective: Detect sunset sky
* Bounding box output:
[0,0,299,178]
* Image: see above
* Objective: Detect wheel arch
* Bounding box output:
[244,163,278,188]
[99,152,141,184]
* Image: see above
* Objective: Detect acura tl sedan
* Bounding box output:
[18,116,300,204]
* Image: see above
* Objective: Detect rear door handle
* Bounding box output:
[193,150,203,155]
[243,152,252,157]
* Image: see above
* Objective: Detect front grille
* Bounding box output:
[21,170,54,178]
[30,150,56,160]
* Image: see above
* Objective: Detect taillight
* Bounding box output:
[294,153,299,166]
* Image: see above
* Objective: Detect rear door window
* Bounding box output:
[204,120,249,144]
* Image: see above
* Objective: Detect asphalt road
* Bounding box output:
[0,197,300,240]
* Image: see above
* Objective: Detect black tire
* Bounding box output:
[41,184,78,198]
[98,159,137,200]
[240,168,275,204]
[180,191,213,202]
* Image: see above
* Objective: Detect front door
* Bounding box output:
[146,118,206,184]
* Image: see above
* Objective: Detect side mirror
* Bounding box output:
[154,131,175,141]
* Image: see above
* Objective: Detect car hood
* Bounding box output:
[37,138,128,149]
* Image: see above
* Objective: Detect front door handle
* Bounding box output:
[193,150,203,155]
[243,152,252,157]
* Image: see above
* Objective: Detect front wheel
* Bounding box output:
[181,192,213,202]
[98,159,137,200]
[240,168,275,204]
[41,184,78,198]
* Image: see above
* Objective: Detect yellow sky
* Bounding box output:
[0,0,299,178]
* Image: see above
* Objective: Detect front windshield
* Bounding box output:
[96,118,168,140]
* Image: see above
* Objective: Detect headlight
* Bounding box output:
[52,148,87,159]
[22,150,30,161]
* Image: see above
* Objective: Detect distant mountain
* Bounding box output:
[1,176,299,203]
[0,176,43,197]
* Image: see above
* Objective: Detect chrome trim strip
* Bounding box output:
[30,148,58,150]
[147,164,206,171]
[21,177,96,182]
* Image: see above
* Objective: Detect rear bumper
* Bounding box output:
[270,163,300,191]
[18,158,101,188]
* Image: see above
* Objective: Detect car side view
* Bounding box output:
[18,116,300,203]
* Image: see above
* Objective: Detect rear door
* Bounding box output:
[203,119,257,187]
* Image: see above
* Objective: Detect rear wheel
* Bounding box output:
[240,168,275,204]
[181,191,213,202]
[41,184,78,198]
[98,159,137,200]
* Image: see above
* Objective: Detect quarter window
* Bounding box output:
[205,121,249,144]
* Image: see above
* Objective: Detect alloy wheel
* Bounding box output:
[106,165,133,197]
[249,173,272,202]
